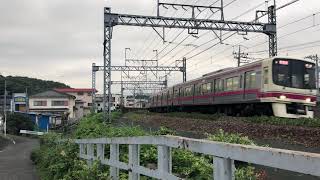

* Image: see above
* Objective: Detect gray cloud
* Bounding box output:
[0,0,319,93]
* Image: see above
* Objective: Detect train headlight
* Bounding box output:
[306,98,311,103]
[279,95,287,100]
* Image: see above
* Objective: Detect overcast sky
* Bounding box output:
[1,0,319,94]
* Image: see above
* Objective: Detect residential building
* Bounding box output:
[12,93,27,112]
[125,95,149,108]
[55,88,96,118]
[0,95,13,112]
[95,94,120,112]
[29,90,76,119]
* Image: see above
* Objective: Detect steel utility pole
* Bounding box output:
[92,63,97,112]
[3,78,7,137]
[102,1,277,122]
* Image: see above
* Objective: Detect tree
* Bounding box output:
[0,75,70,95]
[6,113,35,135]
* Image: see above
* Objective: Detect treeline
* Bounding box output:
[0,75,70,95]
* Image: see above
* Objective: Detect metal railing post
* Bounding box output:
[213,157,235,180]
[157,145,172,176]
[129,144,140,180]
[87,144,94,167]
[97,144,105,160]
[110,144,120,179]
[79,144,85,157]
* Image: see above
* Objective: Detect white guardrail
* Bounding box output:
[20,130,45,136]
[75,136,320,180]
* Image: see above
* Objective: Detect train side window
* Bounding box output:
[195,84,201,95]
[215,79,224,92]
[226,78,233,91]
[214,79,218,92]
[233,77,239,90]
[201,83,207,94]
[245,71,257,89]
[264,67,269,84]
[226,77,239,91]
[221,79,225,91]
[207,82,212,93]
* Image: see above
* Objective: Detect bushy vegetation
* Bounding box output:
[7,113,35,135]
[0,75,69,95]
[32,112,262,179]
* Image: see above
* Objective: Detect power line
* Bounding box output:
[187,0,307,71]
[188,2,318,72]
[151,0,222,64]
[155,0,240,66]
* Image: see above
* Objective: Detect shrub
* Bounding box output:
[33,114,260,180]
[6,113,35,135]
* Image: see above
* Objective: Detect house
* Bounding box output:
[95,94,121,112]
[12,93,27,112]
[0,95,13,112]
[55,88,96,118]
[29,90,76,119]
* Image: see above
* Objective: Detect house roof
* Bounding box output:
[30,90,75,99]
[55,88,97,93]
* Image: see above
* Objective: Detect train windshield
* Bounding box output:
[273,59,316,89]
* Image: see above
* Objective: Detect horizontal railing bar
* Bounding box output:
[79,153,180,179]
[76,135,320,177]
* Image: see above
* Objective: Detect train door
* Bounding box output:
[178,87,182,105]
[193,84,195,104]
[244,72,249,100]
[244,71,257,100]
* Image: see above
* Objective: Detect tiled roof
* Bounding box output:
[55,88,97,93]
[30,90,75,99]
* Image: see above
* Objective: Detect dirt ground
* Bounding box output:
[122,113,320,149]
[0,136,39,180]
[0,136,10,151]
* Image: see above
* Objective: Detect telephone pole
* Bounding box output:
[3,78,7,137]
[233,45,250,67]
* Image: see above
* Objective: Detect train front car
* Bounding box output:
[261,57,317,118]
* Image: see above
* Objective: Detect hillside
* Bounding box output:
[0,76,70,95]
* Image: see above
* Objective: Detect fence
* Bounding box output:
[75,135,320,180]
[20,130,45,136]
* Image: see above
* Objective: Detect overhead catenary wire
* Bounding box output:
[147,0,223,63]
[187,2,318,73]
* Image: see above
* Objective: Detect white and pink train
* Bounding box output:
[149,57,317,118]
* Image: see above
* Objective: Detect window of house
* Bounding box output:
[51,101,69,106]
[33,100,47,106]
[88,103,93,107]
